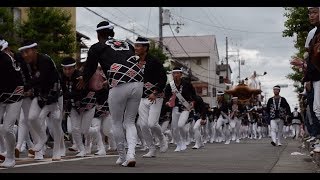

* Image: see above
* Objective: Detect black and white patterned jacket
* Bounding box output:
[142,54,167,98]
[0,51,24,104]
[266,96,291,121]
[24,53,61,108]
[82,37,143,89]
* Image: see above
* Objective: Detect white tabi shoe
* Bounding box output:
[159,138,168,153]
[0,158,15,168]
[94,149,106,156]
[142,149,156,158]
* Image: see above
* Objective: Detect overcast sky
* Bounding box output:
[76,7,300,110]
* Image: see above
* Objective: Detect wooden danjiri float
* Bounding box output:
[224,81,262,105]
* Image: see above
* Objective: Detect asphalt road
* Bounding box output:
[0,138,317,173]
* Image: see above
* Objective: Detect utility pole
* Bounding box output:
[159,7,163,52]
[226,37,229,83]
[238,49,240,83]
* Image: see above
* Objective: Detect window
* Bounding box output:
[219,76,224,84]
[202,87,208,96]
[196,58,201,65]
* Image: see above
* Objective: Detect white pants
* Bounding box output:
[207,121,213,142]
[189,120,196,142]
[101,114,116,150]
[88,117,105,151]
[58,96,66,155]
[67,115,77,148]
[270,118,284,144]
[0,101,22,159]
[46,96,65,156]
[313,80,320,120]
[70,107,95,153]
[136,119,145,146]
[161,120,170,133]
[161,120,172,142]
[250,122,258,139]
[211,119,219,141]
[171,107,190,147]
[138,98,164,150]
[0,125,6,153]
[108,82,143,160]
[16,98,34,151]
[216,115,230,141]
[257,126,262,138]
[291,124,300,139]
[202,121,209,142]
[230,117,241,140]
[193,119,205,147]
[283,126,290,138]
[29,97,62,158]
[184,122,191,143]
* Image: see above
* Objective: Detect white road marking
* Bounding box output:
[0,155,118,170]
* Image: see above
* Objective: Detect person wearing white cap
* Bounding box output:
[266,85,291,146]
[164,67,197,152]
[215,91,231,144]
[134,37,168,158]
[0,40,36,159]
[18,40,63,161]
[0,37,24,168]
[77,21,144,167]
[60,57,96,157]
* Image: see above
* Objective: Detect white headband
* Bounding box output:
[18,43,38,51]
[0,40,8,51]
[61,62,76,67]
[134,41,150,44]
[273,87,280,90]
[172,69,182,73]
[232,97,238,100]
[217,92,224,96]
[0,39,6,46]
[96,24,114,31]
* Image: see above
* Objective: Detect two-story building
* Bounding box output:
[161,35,230,107]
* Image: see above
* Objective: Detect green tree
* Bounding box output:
[19,7,76,69]
[148,40,170,72]
[282,7,314,92]
[0,7,19,50]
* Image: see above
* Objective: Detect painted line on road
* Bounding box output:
[0,155,118,170]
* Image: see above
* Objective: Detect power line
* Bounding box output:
[83,7,175,50]
[168,25,214,73]
[208,8,229,31]
[112,7,158,37]
[200,7,227,37]
[83,7,142,37]
[83,7,227,87]
[171,12,282,34]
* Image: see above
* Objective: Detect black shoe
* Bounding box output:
[271,141,276,146]
[293,135,296,139]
